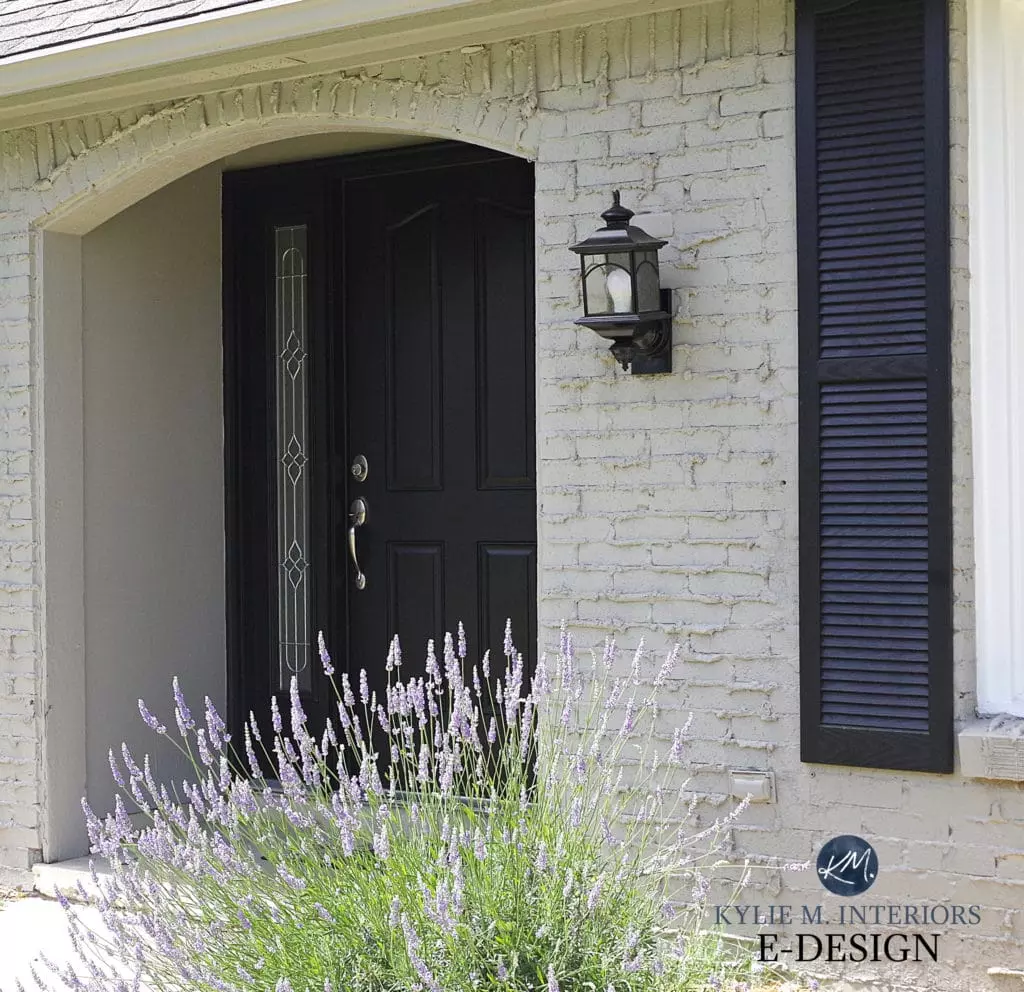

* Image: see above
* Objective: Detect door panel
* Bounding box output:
[477,199,535,490]
[342,156,536,706]
[384,203,443,492]
[224,144,536,740]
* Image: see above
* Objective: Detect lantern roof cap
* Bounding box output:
[571,190,668,255]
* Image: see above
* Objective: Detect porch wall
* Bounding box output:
[1,0,1018,988]
[80,164,226,818]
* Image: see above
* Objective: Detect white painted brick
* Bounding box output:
[654,146,731,178]
[608,74,679,104]
[640,94,715,127]
[535,132,608,162]
[720,82,792,116]
[608,126,683,157]
[684,114,761,147]
[689,170,764,202]
[575,156,648,187]
[681,57,759,95]
[630,211,673,238]
[563,104,636,135]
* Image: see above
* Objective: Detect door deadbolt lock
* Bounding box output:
[351,454,369,483]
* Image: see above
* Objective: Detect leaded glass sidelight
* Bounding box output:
[274,226,312,692]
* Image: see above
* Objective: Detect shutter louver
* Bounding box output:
[797,0,953,772]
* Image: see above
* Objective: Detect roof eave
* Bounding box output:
[0,0,704,131]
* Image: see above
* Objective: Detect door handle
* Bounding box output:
[349,497,368,590]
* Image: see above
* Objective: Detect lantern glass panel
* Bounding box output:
[635,251,661,312]
[584,252,634,316]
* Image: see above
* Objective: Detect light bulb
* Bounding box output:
[605,267,633,313]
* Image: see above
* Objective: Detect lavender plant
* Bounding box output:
[34,624,772,992]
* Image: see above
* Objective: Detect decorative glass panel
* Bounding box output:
[274,226,312,692]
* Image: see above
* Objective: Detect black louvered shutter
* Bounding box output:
[796,0,952,772]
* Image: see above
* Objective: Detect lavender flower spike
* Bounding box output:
[386,634,402,672]
[172,675,194,734]
[317,630,335,676]
[204,695,228,748]
[137,699,166,735]
[548,965,560,992]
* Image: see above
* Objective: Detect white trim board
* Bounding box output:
[969,0,1024,717]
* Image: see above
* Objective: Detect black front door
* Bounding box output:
[224,144,536,736]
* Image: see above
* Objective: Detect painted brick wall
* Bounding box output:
[1,1,1019,988]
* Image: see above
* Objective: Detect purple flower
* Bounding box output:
[340,672,355,708]
[359,669,370,706]
[547,965,559,992]
[138,699,166,735]
[425,640,440,682]
[196,729,213,767]
[318,630,335,676]
[620,696,636,737]
[204,695,228,749]
[387,634,402,672]
[670,726,686,763]
[172,676,194,735]
[630,638,645,684]
[277,866,307,891]
[108,748,125,789]
[654,644,680,687]
[270,695,283,734]
[602,634,616,668]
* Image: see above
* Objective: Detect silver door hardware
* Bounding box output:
[351,454,369,483]
[348,497,368,590]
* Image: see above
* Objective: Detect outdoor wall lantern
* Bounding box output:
[571,190,672,375]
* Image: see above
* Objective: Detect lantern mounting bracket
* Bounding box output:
[619,288,672,375]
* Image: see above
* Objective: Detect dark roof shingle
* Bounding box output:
[0,0,265,60]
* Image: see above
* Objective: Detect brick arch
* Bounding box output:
[31,72,538,235]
